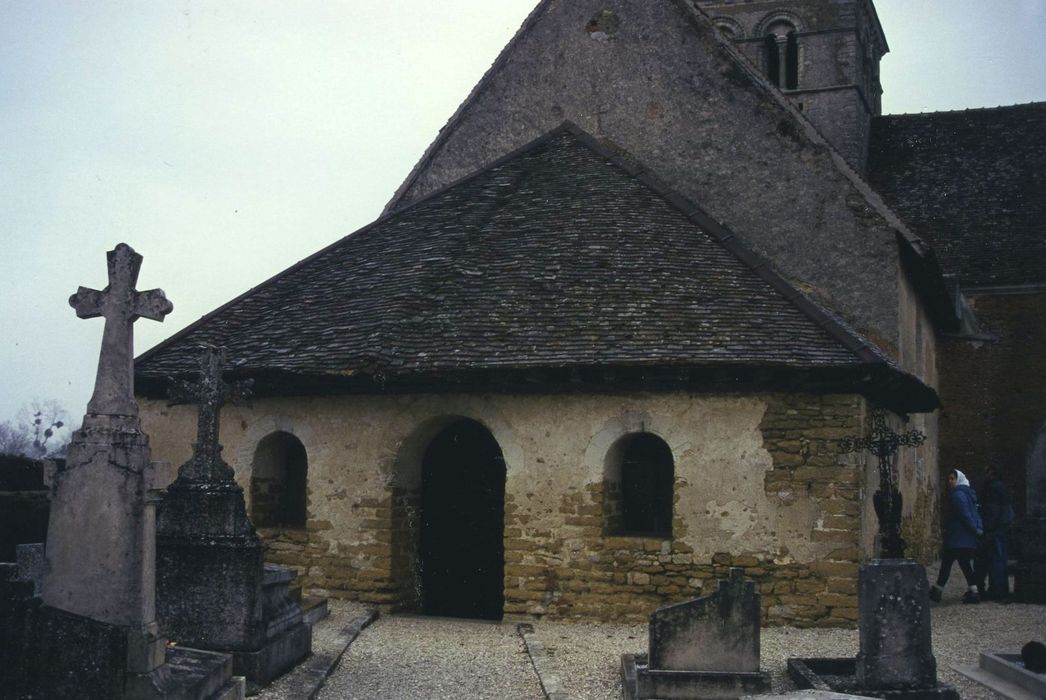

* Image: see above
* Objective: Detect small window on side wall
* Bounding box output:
[250,431,308,529]
[604,433,674,538]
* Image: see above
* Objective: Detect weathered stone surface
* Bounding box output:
[156,345,309,688]
[855,560,936,690]
[650,568,762,673]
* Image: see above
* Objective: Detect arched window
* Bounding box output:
[764,21,799,90]
[250,431,308,528]
[604,433,674,538]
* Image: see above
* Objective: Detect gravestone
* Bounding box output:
[788,561,957,698]
[622,568,771,699]
[1013,421,1046,603]
[43,242,175,673]
[157,345,312,692]
[1,243,245,699]
[787,413,957,699]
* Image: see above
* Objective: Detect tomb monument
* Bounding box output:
[157,344,313,692]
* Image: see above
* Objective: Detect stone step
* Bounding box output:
[164,646,246,700]
[301,596,329,627]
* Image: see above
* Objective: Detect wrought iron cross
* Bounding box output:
[840,408,926,559]
[70,243,173,416]
[168,345,252,481]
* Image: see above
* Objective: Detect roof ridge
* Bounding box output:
[879,101,1046,119]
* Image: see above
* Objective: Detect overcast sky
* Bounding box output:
[2,0,1045,426]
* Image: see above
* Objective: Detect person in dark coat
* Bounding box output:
[929,469,983,604]
[975,465,1014,600]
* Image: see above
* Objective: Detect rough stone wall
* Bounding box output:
[138,390,921,626]
[938,291,1046,515]
[392,0,906,352]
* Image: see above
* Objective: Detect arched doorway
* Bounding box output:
[250,431,308,529]
[418,418,506,620]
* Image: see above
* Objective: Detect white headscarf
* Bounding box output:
[952,469,970,487]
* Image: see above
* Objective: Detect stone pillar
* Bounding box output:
[1014,422,1046,602]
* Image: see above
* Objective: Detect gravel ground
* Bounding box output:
[532,598,1044,699]
[281,570,1044,700]
[318,614,545,700]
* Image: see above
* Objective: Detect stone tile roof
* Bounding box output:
[869,102,1046,288]
[136,125,936,411]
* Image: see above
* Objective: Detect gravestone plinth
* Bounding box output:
[622,568,771,699]
[788,560,958,699]
[156,345,312,692]
[43,415,167,673]
[855,560,936,689]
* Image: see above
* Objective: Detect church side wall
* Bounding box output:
[140,390,906,627]
[937,291,1046,515]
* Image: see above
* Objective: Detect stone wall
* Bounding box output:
[938,291,1046,514]
[139,390,937,627]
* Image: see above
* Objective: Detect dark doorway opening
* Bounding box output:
[419,419,506,620]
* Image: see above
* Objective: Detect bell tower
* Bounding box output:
[695,0,888,173]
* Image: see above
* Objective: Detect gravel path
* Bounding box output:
[318,615,545,700]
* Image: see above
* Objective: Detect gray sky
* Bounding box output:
[2,0,1045,425]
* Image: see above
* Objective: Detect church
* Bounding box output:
[133,0,1045,626]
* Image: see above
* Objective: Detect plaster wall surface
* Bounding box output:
[393,0,904,352]
[139,390,912,625]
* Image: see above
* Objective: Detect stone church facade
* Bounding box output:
[135,0,1043,626]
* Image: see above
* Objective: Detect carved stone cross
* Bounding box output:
[70,243,173,417]
[168,345,252,481]
[840,408,926,559]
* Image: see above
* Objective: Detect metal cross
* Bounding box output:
[839,408,926,559]
[168,345,252,481]
[69,243,173,417]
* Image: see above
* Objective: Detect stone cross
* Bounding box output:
[69,243,173,416]
[840,408,926,559]
[168,345,252,481]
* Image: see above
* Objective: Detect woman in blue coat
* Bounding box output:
[929,469,983,604]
